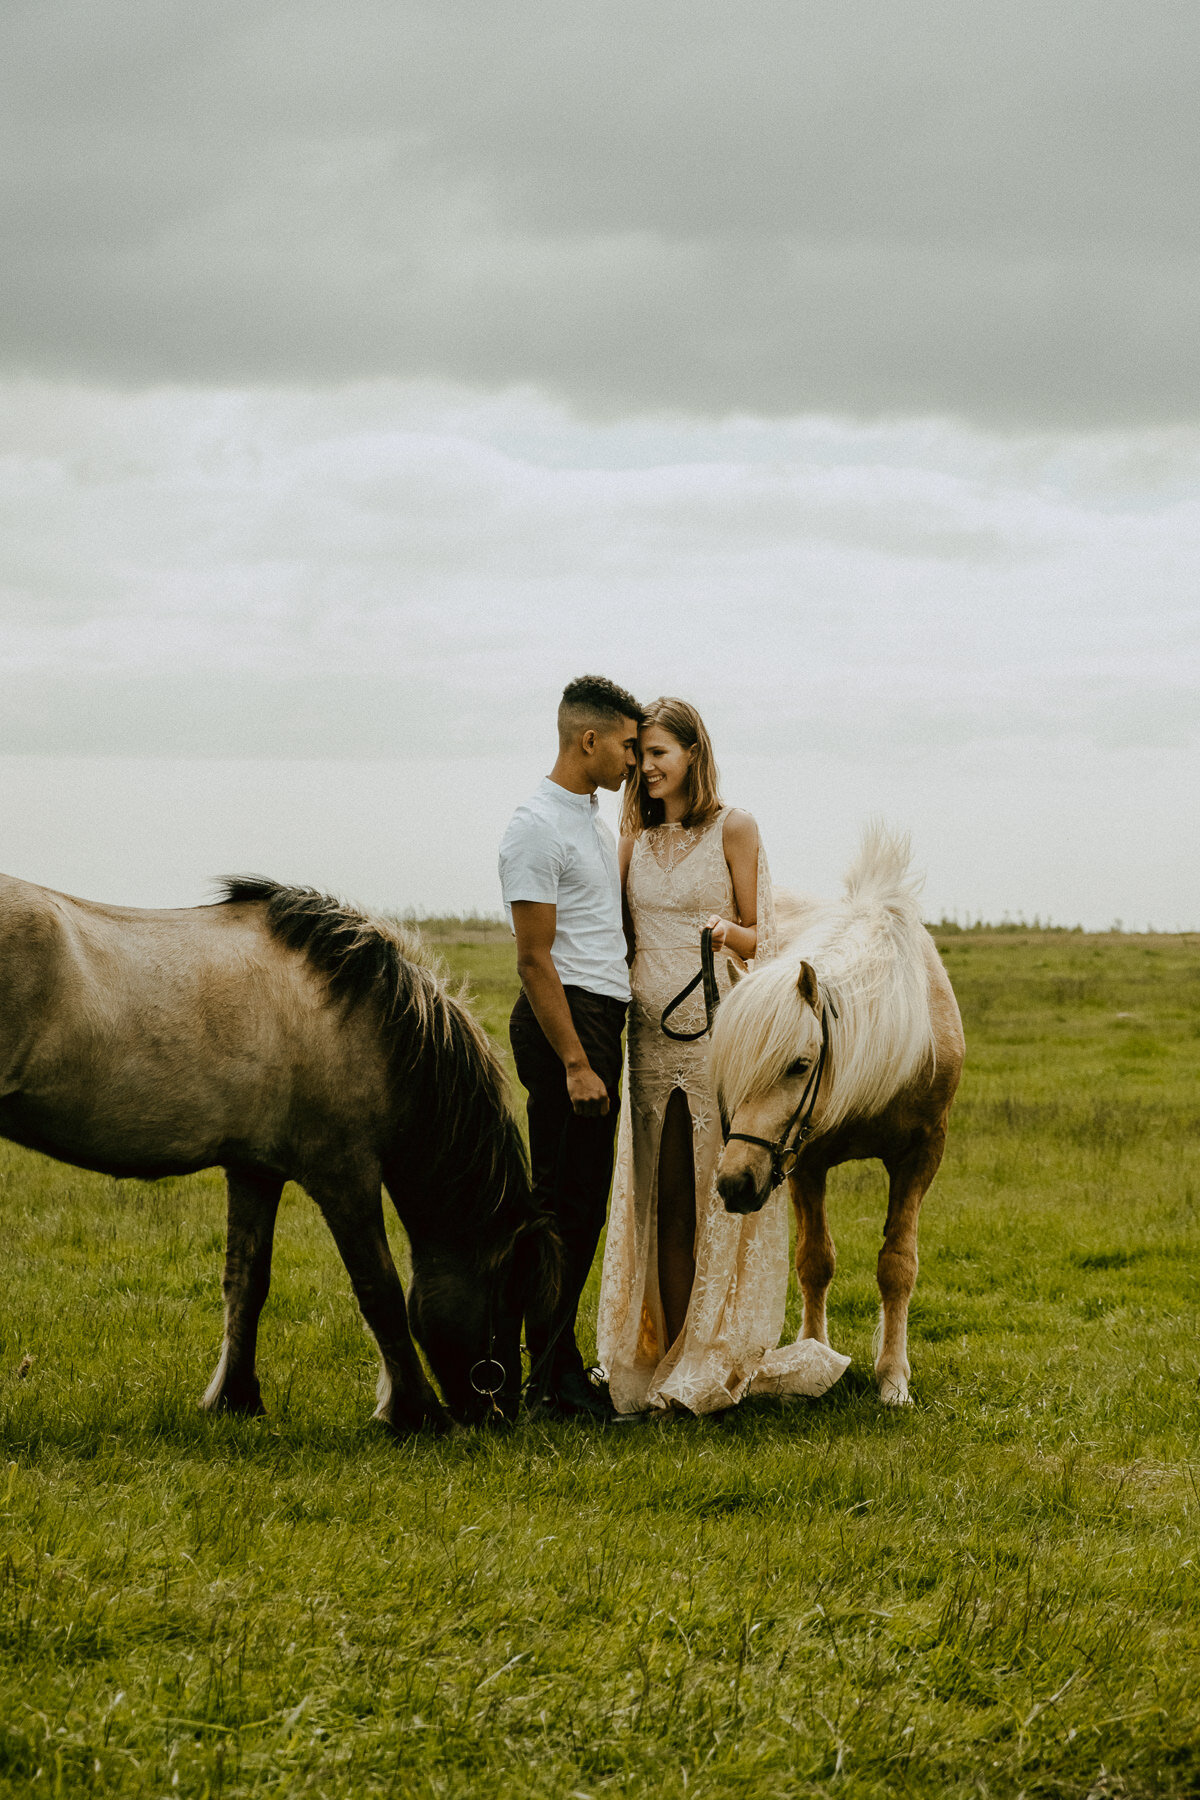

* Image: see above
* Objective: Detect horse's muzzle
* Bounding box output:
[717,1166,769,1215]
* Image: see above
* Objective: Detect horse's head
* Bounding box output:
[409,1212,560,1427]
[401,1117,561,1427]
[406,1251,517,1426]
[712,958,829,1214]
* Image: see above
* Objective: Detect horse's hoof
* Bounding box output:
[371,1406,452,1437]
[199,1390,266,1417]
[878,1378,911,1406]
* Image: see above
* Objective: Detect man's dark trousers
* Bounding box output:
[509,985,626,1388]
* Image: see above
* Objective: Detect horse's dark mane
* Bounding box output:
[221,877,537,1270]
[223,873,445,1018]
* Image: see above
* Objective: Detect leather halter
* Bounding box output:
[660,926,836,1189]
[721,996,837,1189]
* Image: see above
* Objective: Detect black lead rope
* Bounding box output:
[660,925,722,1041]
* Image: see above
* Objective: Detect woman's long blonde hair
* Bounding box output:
[621,697,724,835]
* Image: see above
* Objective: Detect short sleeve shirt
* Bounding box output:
[498,779,631,1003]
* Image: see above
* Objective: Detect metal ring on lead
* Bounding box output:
[469,1356,507,1398]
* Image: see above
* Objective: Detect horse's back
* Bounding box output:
[0,874,78,1080]
[921,928,964,1058]
[769,850,964,1153]
[0,874,387,1178]
[909,925,965,1120]
[1,872,296,1038]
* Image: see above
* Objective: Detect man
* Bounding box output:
[499,674,643,1419]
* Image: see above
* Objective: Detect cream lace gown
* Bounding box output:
[597,812,850,1415]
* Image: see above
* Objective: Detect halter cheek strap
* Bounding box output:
[721,997,837,1188]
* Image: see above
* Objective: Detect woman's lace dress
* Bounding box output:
[596,811,850,1415]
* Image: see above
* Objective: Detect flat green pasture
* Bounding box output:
[1,931,1198,1797]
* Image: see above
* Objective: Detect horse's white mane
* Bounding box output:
[710,822,936,1132]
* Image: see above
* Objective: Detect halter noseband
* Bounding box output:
[721,997,837,1189]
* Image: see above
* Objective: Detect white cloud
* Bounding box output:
[2,379,1197,747]
[1,378,1196,925]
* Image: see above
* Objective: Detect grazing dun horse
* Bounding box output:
[0,872,556,1431]
[711,828,964,1404]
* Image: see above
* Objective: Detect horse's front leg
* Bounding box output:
[311,1173,449,1434]
[875,1127,946,1405]
[789,1160,835,1347]
[201,1165,284,1415]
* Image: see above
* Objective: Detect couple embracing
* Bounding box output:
[499,675,849,1421]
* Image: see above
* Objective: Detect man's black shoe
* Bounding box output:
[584,1366,613,1408]
[526,1366,616,1422]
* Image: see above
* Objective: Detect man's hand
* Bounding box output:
[566,1062,611,1116]
[511,901,614,1109]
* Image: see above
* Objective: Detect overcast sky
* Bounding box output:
[2,1,1197,926]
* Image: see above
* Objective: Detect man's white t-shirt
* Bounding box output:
[498,778,631,1004]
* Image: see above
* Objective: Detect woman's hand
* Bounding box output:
[705,913,731,950]
[706,911,756,963]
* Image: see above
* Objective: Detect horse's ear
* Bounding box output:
[726,959,743,986]
[796,961,819,1013]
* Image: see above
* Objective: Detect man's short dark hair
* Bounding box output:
[558,675,644,742]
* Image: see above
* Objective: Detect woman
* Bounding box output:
[596,698,848,1415]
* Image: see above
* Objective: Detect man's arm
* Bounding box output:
[510,901,611,1116]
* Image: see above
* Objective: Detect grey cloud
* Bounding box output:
[0,672,499,758]
[6,669,1195,763]
[2,1,1199,423]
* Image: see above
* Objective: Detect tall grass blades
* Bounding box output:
[0,929,1197,1796]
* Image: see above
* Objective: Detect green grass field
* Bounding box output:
[1,930,1198,1798]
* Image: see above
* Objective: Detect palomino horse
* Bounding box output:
[0,873,556,1431]
[711,827,964,1404]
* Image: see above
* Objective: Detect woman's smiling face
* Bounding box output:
[640,725,693,811]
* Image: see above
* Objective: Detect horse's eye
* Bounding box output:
[786,1057,810,1078]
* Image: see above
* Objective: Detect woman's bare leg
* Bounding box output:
[657,1087,697,1348]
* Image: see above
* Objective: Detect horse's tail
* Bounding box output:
[809,821,935,1132]
[843,820,925,919]
[773,887,821,948]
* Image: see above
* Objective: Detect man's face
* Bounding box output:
[590,716,640,791]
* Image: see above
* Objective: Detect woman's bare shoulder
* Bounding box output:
[721,808,759,851]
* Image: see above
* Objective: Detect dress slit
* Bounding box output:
[655,1085,697,1351]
